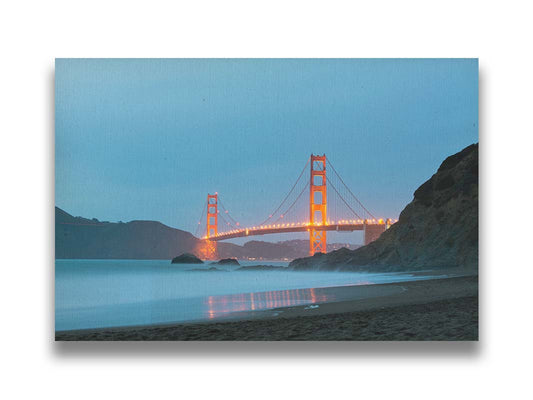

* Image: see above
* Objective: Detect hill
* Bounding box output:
[56,208,200,259]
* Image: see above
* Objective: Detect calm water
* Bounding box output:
[55,259,438,331]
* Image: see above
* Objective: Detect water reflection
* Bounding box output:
[204,287,335,319]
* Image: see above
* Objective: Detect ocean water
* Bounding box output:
[55,259,438,331]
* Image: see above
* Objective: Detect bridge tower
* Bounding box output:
[309,154,327,256]
[207,193,218,238]
[205,193,218,259]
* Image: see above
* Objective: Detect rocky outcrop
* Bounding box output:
[171,253,203,264]
[210,258,240,266]
[236,265,289,271]
[188,267,227,272]
[290,143,478,272]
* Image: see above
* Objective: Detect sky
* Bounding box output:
[55,58,478,244]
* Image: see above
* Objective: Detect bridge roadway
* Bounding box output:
[208,221,393,242]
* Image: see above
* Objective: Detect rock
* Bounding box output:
[188,267,227,272]
[290,143,478,272]
[236,265,288,271]
[210,258,240,266]
[171,253,203,264]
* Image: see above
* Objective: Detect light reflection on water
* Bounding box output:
[56,260,442,330]
[205,287,333,319]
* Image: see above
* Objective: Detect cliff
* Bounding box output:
[290,143,479,271]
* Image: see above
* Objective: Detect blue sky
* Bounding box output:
[55,59,478,243]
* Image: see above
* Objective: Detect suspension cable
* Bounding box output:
[218,196,239,227]
[218,211,237,231]
[258,157,310,226]
[273,182,309,224]
[326,157,376,219]
[193,200,207,237]
[326,176,363,220]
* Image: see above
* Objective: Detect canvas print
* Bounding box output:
[55,59,478,341]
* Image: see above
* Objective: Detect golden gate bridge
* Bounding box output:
[194,154,397,259]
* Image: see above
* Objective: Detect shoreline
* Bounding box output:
[56,274,478,341]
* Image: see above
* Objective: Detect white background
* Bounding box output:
[1,1,532,399]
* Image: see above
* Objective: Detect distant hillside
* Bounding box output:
[279,239,362,259]
[55,208,362,260]
[290,143,479,271]
[56,208,200,259]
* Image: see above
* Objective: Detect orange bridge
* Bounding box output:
[194,154,397,259]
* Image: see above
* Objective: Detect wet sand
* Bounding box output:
[56,275,478,341]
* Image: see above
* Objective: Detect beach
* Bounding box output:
[56,274,478,341]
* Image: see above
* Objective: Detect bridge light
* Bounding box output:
[280,215,284,219]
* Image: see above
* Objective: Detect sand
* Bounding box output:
[55,275,478,341]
